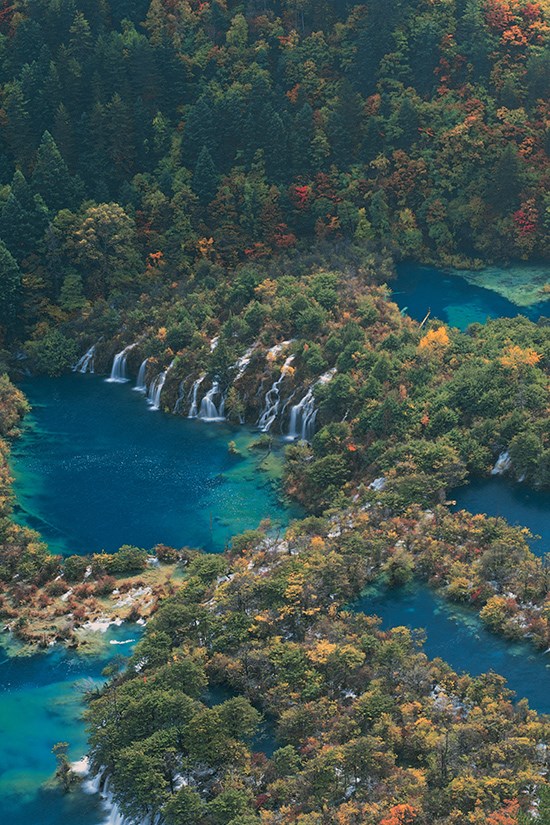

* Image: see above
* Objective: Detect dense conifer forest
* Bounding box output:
[0,1,549,824]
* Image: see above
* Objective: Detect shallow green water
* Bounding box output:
[11,375,298,555]
[0,624,140,825]
[352,584,550,713]
[393,263,550,329]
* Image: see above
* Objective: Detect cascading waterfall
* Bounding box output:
[73,344,96,374]
[187,374,206,418]
[210,335,220,352]
[266,339,294,362]
[287,368,337,442]
[491,450,512,475]
[199,379,226,421]
[258,355,295,432]
[173,376,190,414]
[134,358,149,392]
[106,344,136,383]
[287,386,316,441]
[83,770,134,825]
[147,359,175,411]
[233,344,257,382]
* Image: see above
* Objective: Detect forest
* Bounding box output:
[0,0,549,341]
[0,0,549,824]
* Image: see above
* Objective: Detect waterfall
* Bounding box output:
[73,344,96,374]
[233,344,257,382]
[287,369,337,442]
[491,450,512,475]
[187,374,206,418]
[210,336,220,352]
[134,358,149,392]
[199,380,226,421]
[266,339,294,362]
[106,344,136,383]
[287,386,316,441]
[369,477,387,492]
[147,360,174,411]
[173,377,190,414]
[258,355,295,432]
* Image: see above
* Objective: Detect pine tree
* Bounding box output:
[53,104,76,171]
[59,272,87,313]
[261,105,288,182]
[31,131,82,212]
[193,147,219,205]
[1,171,49,260]
[4,82,34,169]
[395,98,420,150]
[291,103,314,175]
[328,80,362,166]
[184,97,217,167]
[489,145,524,213]
[352,1,402,94]
[0,240,22,333]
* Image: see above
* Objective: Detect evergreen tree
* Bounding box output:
[261,105,288,182]
[395,98,420,150]
[352,1,402,93]
[291,102,314,175]
[4,83,34,169]
[53,104,76,171]
[0,240,22,333]
[59,272,87,313]
[105,94,137,181]
[193,146,219,205]
[31,131,82,213]
[328,80,362,166]
[489,145,524,214]
[183,97,216,167]
[1,171,49,261]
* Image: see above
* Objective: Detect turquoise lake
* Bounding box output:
[352,584,550,713]
[0,624,140,825]
[11,374,297,555]
[453,478,550,555]
[392,263,550,329]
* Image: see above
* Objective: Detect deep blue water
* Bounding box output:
[352,584,550,713]
[392,263,550,329]
[10,375,297,555]
[0,624,140,825]
[452,478,550,556]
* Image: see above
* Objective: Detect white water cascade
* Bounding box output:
[73,344,96,374]
[258,355,295,432]
[287,369,337,442]
[147,360,175,411]
[173,378,188,414]
[233,344,257,382]
[287,386,316,441]
[199,380,226,421]
[134,358,149,392]
[266,339,295,363]
[187,374,206,418]
[106,344,136,383]
[491,450,512,475]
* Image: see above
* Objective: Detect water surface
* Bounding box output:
[352,584,550,713]
[392,263,550,329]
[0,624,140,825]
[11,375,297,555]
[452,478,550,556]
